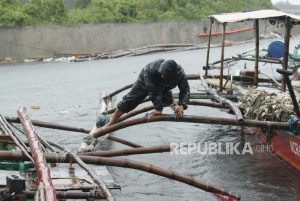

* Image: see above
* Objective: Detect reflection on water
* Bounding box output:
[1,39,300,201]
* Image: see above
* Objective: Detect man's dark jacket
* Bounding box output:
[138,59,190,111]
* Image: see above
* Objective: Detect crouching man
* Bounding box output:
[101,59,190,129]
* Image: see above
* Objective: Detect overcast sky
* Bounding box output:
[271,0,300,4]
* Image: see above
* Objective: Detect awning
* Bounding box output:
[209,9,300,24]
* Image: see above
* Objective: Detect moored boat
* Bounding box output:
[198,26,254,37]
[204,9,300,174]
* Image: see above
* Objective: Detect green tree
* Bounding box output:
[75,0,91,8]
[24,0,66,24]
[0,0,274,26]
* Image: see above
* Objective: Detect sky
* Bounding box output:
[271,0,300,4]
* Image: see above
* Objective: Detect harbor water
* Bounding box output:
[1,38,300,201]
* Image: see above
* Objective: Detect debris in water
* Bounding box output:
[31,104,40,110]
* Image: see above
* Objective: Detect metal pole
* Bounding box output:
[282,17,292,92]
[219,23,226,92]
[205,18,213,76]
[254,19,259,86]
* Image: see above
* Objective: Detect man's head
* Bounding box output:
[158,60,178,81]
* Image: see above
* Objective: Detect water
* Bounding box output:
[1,39,300,201]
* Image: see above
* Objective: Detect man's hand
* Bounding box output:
[151,110,162,116]
[174,105,184,118]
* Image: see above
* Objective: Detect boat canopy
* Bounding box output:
[209,9,300,24]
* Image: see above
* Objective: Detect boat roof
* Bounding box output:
[209,9,300,25]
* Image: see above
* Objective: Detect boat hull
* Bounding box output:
[251,128,300,171]
[198,26,254,37]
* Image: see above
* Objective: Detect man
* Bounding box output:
[101,59,190,129]
[79,59,190,151]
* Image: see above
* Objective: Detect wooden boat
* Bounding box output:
[198,26,254,37]
[4,9,300,201]
[0,112,119,201]
[204,10,300,175]
[251,127,300,171]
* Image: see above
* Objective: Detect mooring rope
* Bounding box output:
[0,114,34,163]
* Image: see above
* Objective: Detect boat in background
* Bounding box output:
[198,26,254,37]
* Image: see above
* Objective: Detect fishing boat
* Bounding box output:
[70,10,300,201]
[3,9,300,201]
[203,9,300,174]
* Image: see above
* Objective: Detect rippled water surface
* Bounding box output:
[1,38,300,201]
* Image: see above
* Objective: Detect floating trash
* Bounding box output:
[4,57,13,63]
[31,104,40,110]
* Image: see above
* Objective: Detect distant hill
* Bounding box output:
[0,0,273,26]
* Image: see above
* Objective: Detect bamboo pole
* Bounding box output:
[205,18,213,76]
[199,74,244,122]
[106,101,226,127]
[24,191,104,199]
[92,114,292,139]
[0,151,240,200]
[254,19,259,86]
[118,105,155,122]
[119,101,226,122]
[101,74,212,102]
[47,142,114,201]
[282,17,292,92]
[189,100,223,108]
[102,108,116,115]
[79,145,170,157]
[0,115,34,163]
[14,114,114,200]
[3,98,244,140]
[103,96,231,117]
[17,107,56,201]
[219,23,226,92]
[98,74,276,106]
[232,56,283,64]
[5,98,230,136]
[107,135,142,148]
[5,116,90,134]
[103,84,134,100]
[207,75,279,83]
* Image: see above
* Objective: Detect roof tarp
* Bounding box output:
[210,9,300,24]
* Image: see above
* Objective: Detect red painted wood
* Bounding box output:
[214,193,239,201]
[17,106,57,201]
[252,127,300,171]
[198,26,255,37]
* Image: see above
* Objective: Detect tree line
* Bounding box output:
[0,0,273,26]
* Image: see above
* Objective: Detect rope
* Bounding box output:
[0,115,34,163]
